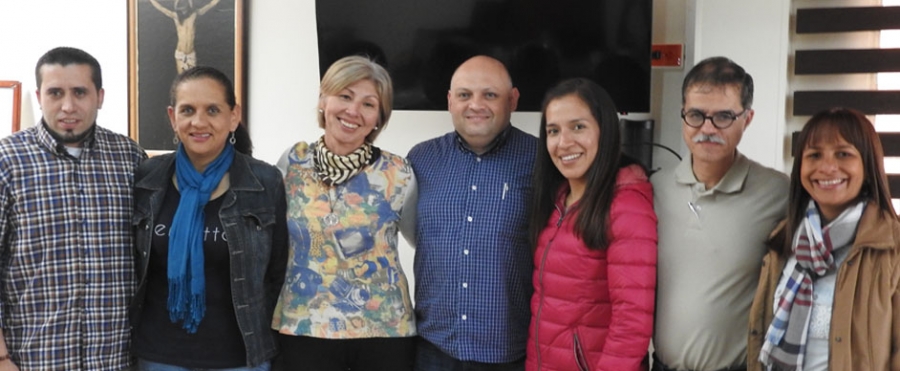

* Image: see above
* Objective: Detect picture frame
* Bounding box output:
[127,0,246,151]
[0,81,22,136]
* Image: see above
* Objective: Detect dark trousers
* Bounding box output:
[279,334,415,371]
[651,354,746,371]
[414,337,524,371]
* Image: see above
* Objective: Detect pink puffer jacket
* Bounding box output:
[526,164,657,371]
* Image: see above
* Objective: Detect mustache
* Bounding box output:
[692,134,726,144]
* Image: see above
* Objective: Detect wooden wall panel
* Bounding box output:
[793,91,900,116]
[797,7,900,33]
[796,49,900,74]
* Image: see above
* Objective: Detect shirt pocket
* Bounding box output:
[131,210,152,258]
[241,210,277,265]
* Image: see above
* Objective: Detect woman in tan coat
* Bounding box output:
[748,107,900,371]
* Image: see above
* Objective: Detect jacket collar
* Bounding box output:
[551,164,648,211]
[674,150,750,194]
[852,202,900,251]
[770,201,900,255]
[553,182,576,211]
[135,151,264,193]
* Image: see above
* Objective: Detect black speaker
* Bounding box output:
[620,119,654,170]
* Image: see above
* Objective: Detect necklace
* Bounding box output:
[322,186,340,227]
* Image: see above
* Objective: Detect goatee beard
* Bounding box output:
[43,120,96,146]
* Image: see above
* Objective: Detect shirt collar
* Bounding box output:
[675,150,750,194]
[455,124,512,156]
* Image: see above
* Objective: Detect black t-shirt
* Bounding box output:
[133,182,247,368]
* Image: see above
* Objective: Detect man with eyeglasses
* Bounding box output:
[650,56,789,371]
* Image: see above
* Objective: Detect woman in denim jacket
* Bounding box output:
[130,66,288,371]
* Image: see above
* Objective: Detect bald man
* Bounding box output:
[403,56,537,371]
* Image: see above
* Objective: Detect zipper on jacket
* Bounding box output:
[556,207,565,227]
[573,331,589,371]
[534,203,566,370]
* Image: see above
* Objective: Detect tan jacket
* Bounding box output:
[748,203,900,371]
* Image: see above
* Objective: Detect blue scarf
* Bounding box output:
[167,143,234,333]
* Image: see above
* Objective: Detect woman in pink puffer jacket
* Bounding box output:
[526,78,657,371]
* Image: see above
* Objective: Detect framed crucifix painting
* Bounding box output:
[127,0,247,151]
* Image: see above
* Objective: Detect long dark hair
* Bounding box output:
[528,78,641,250]
[778,107,897,255]
[169,66,253,155]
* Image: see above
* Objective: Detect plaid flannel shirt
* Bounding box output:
[0,123,145,370]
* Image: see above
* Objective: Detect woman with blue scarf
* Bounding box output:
[748,108,900,370]
[131,66,288,371]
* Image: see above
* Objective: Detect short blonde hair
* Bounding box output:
[318,55,393,143]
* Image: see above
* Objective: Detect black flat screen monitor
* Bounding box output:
[316,0,652,113]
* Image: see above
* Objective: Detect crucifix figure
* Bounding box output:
[149,0,223,73]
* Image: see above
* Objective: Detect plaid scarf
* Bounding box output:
[759,200,865,370]
[312,137,376,186]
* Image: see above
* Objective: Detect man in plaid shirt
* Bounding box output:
[0,47,146,370]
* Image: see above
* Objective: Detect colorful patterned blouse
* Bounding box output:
[272,141,416,339]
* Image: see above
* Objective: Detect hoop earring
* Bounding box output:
[172,136,179,145]
[229,131,236,145]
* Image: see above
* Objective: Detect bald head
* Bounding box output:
[447,56,520,154]
[451,56,514,90]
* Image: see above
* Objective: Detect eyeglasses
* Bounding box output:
[681,109,747,129]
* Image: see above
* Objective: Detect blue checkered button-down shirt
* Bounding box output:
[408,126,536,363]
[0,123,145,370]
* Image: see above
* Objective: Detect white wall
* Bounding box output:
[648,0,690,172]
[0,0,128,134]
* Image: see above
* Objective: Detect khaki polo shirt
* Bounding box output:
[651,152,788,371]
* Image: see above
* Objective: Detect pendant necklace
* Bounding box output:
[323,186,340,227]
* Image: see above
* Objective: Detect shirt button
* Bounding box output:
[461,315,467,320]
[476,157,482,162]
[462,282,468,288]
[467,216,473,222]
[471,185,477,191]
[463,249,469,255]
